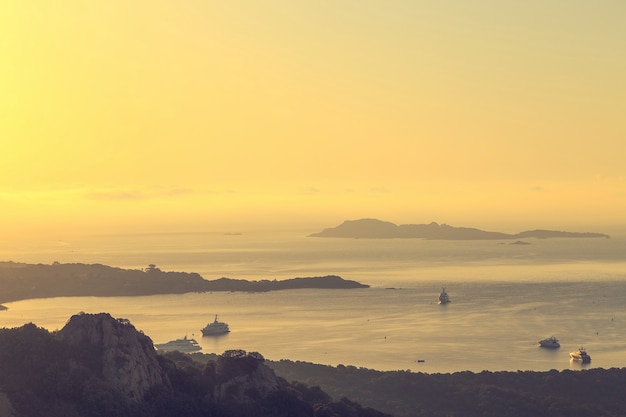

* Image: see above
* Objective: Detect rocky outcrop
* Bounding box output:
[211,350,281,404]
[0,315,392,417]
[57,312,171,402]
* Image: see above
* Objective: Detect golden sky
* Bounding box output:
[1,1,625,238]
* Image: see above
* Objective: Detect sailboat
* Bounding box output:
[438,287,451,304]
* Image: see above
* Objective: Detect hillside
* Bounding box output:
[310,219,610,240]
[3,313,625,417]
[0,262,368,304]
[268,359,626,417]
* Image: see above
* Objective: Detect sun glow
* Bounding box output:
[2,1,625,241]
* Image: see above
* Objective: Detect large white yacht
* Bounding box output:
[201,314,231,336]
[438,287,451,304]
[154,335,202,352]
[569,347,591,363]
[538,336,560,349]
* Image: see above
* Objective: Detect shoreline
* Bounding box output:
[0,262,369,306]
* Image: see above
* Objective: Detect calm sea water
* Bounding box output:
[2,230,625,373]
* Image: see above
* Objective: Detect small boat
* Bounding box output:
[201,314,230,336]
[154,335,202,352]
[538,336,560,349]
[569,347,591,363]
[438,287,451,304]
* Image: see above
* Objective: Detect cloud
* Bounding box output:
[85,190,147,201]
[84,186,196,201]
[369,186,391,193]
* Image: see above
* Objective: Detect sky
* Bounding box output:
[1,1,625,240]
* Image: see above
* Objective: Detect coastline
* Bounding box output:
[0,261,368,305]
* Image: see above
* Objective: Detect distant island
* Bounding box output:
[309,218,610,240]
[0,262,368,304]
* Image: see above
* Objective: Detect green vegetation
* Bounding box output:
[268,359,626,417]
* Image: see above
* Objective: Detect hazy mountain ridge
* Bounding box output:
[0,262,368,304]
[310,218,610,240]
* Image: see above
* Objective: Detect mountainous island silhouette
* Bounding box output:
[309,219,610,240]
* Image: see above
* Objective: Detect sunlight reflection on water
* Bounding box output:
[2,282,625,374]
[1,232,625,373]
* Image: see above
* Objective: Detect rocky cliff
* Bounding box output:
[57,312,171,402]
[211,350,281,404]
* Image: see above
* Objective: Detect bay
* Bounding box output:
[1,230,626,374]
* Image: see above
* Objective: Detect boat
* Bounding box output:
[538,336,560,348]
[154,335,202,352]
[569,347,591,363]
[201,314,230,336]
[438,287,450,304]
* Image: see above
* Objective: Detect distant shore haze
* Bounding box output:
[309,218,610,240]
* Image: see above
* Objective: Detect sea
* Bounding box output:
[1,229,625,374]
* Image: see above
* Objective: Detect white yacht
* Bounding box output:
[154,335,202,352]
[538,336,560,349]
[569,347,591,363]
[201,314,230,336]
[438,287,450,304]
